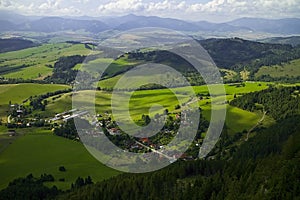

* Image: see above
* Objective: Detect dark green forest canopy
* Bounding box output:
[199,38,300,72]
[0,38,37,53]
[230,86,300,120]
[127,38,300,74]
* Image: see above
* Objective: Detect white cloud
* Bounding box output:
[0,0,299,21]
[0,0,12,7]
[98,0,146,14]
[0,0,83,16]
[73,0,90,4]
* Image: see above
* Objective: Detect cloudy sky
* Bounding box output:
[0,0,300,22]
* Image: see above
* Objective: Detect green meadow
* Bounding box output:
[0,43,96,79]
[0,81,274,190]
[45,82,271,131]
[0,128,119,190]
[255,59,300,78]
[0,83,70,120]
[76,55,143,79]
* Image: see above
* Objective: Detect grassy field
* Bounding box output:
[46,89,183,121]
[0,128,120,190]
[0,83,70,121]
[255,59,300,78]
[200,104,264,134]
[0,43,96,79]
[0,81,275,190]
[45,82,270,130]
[75,55,143,79]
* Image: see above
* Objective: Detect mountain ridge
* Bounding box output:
[1,11,300,35]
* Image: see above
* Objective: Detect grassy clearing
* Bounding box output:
[50,89,183,121]
[255,59,300,78]
[0,43,96,80]
[98,75,122,89]
[0,128,120,190]
[0,83,70,120]
[75,55,142,79]
[0,84,70,105]
[3,65,53,80]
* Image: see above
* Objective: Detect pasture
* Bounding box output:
[255,59,300,78]
[0,83,70,120]
[0,43,96,79]
[0,128,120,190]
[45,82,271,133]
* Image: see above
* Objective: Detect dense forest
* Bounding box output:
[199,38,300,73]
[0,38,37,53]
[230,86,300,120]
[121,38,300,84]
[127,38,300,76]
[56,116,300,200]
[45,55,86,84]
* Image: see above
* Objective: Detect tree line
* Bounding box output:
[230,86,300,120]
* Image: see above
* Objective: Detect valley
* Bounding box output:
[0,14,300,199]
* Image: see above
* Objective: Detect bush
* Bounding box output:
[59,166,66,172]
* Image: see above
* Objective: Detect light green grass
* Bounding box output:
[255,59,300,78]
[191,82,268,96]
[201,104,262,134]
[98,75,122,89]
[0,128,120,190]
[0,43,97,80]
[36,81,273,135]
[51,90,182,121]
[0,84,70,120]
[0,84,70,105]
[3,65,53,80]
[75,55,142,79]
[47,82,270,125]
[98,72,269,92]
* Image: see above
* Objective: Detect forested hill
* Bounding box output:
[230,86,300,120]
[0,38,37,53]
[199,38,300,72]
[56,116,300,200]
[119,38,300,76]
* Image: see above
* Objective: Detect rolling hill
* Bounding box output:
[228,17,300,35]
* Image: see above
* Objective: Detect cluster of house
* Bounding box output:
[48,107,197,161]
[49,109,89,122]
[9,104,24,118]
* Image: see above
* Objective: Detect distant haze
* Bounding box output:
[0,0,300,22]
[1,11,300,36]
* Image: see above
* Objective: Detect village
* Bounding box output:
[5,94,205,161]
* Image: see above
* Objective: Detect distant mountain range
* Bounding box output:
[1,11,300,35]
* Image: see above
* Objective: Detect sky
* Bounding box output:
[0,0,300,22]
